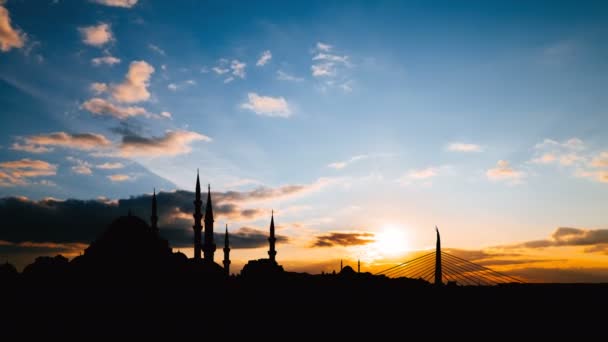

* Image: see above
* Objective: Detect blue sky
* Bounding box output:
[1,0,608,275]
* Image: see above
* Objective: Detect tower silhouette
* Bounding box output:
[435,226,442,286]
[223,224,230,276]
[358,259,360,273]
[192,171,203,260]
[203,184,216,262]
[268,210,277,262]
[340,259,343,271]
[151,188,158,233]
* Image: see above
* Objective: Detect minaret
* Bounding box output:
[435,226,442,286]
[223,224,231,276]
[192,171,203,260]
[340,259,343,271]
[151,188,158,233]
[268,210,277,262]
[358,259,360,273]
[202,184,216,262]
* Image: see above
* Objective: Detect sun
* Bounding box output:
[372,225,409,256]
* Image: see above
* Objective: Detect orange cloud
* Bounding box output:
[111,60,154,103]
[486,160,525,183]
[118,130,211,157]
[0,159,57,186]
[0,2,26,52]
[78,23,113,47]
[12,132,112,153]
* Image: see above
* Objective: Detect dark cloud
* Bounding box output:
[501,227,608,251]
[510,267,608,283]
[312,232,374,247]
[0,186,291,248]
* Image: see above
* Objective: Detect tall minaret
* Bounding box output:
[435,226,442,286]
[192,171,203,260]
[268,210,277,262]
[203,184,216,262]
[358,259,360,273]
[151,188,158,233]
[223,224,231,276]
[340,259,343,271]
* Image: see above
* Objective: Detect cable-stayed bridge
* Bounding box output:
[375,228,523,286]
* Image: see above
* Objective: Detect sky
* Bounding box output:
[1,0,608,281]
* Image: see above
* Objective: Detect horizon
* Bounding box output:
[1,0,608,282]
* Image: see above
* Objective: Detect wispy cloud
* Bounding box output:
[78,23,113,47]
[91,56,120,66]
[0,2,26,52]
[213,58,246,83]
[486,160,525,184]
[0,159,57,187]
[276,70,304,82]
[256,50,272,66]
[12,132,112,153]
[241,92,291,118]
[312,231,374,247]
[90,82,108,94]
[82,98,149,119]
[446,142,483,153]
[398,166,440,185]
[92,0,138,8]
[107,174,132,182]
[96,162,124,170]
[148,43,166,56]
[531,138,584,166]
[66,157,92,175]
[311,41,350,77]
[328,155,369,169]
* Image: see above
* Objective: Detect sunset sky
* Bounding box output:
[1,0,607,282]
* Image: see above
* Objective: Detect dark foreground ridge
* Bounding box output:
[1,175,607,337]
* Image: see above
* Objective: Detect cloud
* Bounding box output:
[90,82,108,94]
[316,42,332,52]
[328,155,369,169]
[160,111,172,119]
[531,138,584,166]
[0,159,57,186]
[223,227,287,248]
[167,83,177,91]
[256,50,272,66]
[312,232,374,247]
[486,160,525,183]
[12,132,112,153]
[66,157,92,175]
[111,60,154,103]
[276,70,304,82]
[91,56,120,66]
[591,152,608,168]
[213,59,246,82]
[398,167,439,185]
[446,142,483,153]
[78,23,113,47]
[230,59,246,78]
[118,130,211,157]
[311,42,350,78]
[96,162,124,169]
[107,174,131,182]
[148,43,165,56]
[0,2,26,52]
[241,92,291,118]
[92,0,138,8]
[82,98,148,119]
[167,80,196,92]
[502,227,608,250]
[575,169,608,183]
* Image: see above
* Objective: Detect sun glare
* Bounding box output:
[373,226,409,256]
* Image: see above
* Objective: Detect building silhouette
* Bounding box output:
[223,224,231,276]
[193,171,203,261]
[241,211,284,278]
[268,210,277,262]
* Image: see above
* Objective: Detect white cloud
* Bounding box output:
[96,162,124,169]
[231,59,246,78]
[398,167,440,186]
[241,92,291,118]
[111,60,154,103]
[160,111,172,119]
[276,70,303,82]
[167,79,196,91]
[316,42,332,52]
[0,2,26,52]
[447,142,483,152]
[78,23,113,47]
[93,0,138,8]
[148,43,165,56]
[212,66,229,75]
[486,160,525,184]
[91,56,120,66]
[107,174,132,182]
[256,50,272,66]
[167,83,177,91]
[82,98,148,119]
[328,155,369,169]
